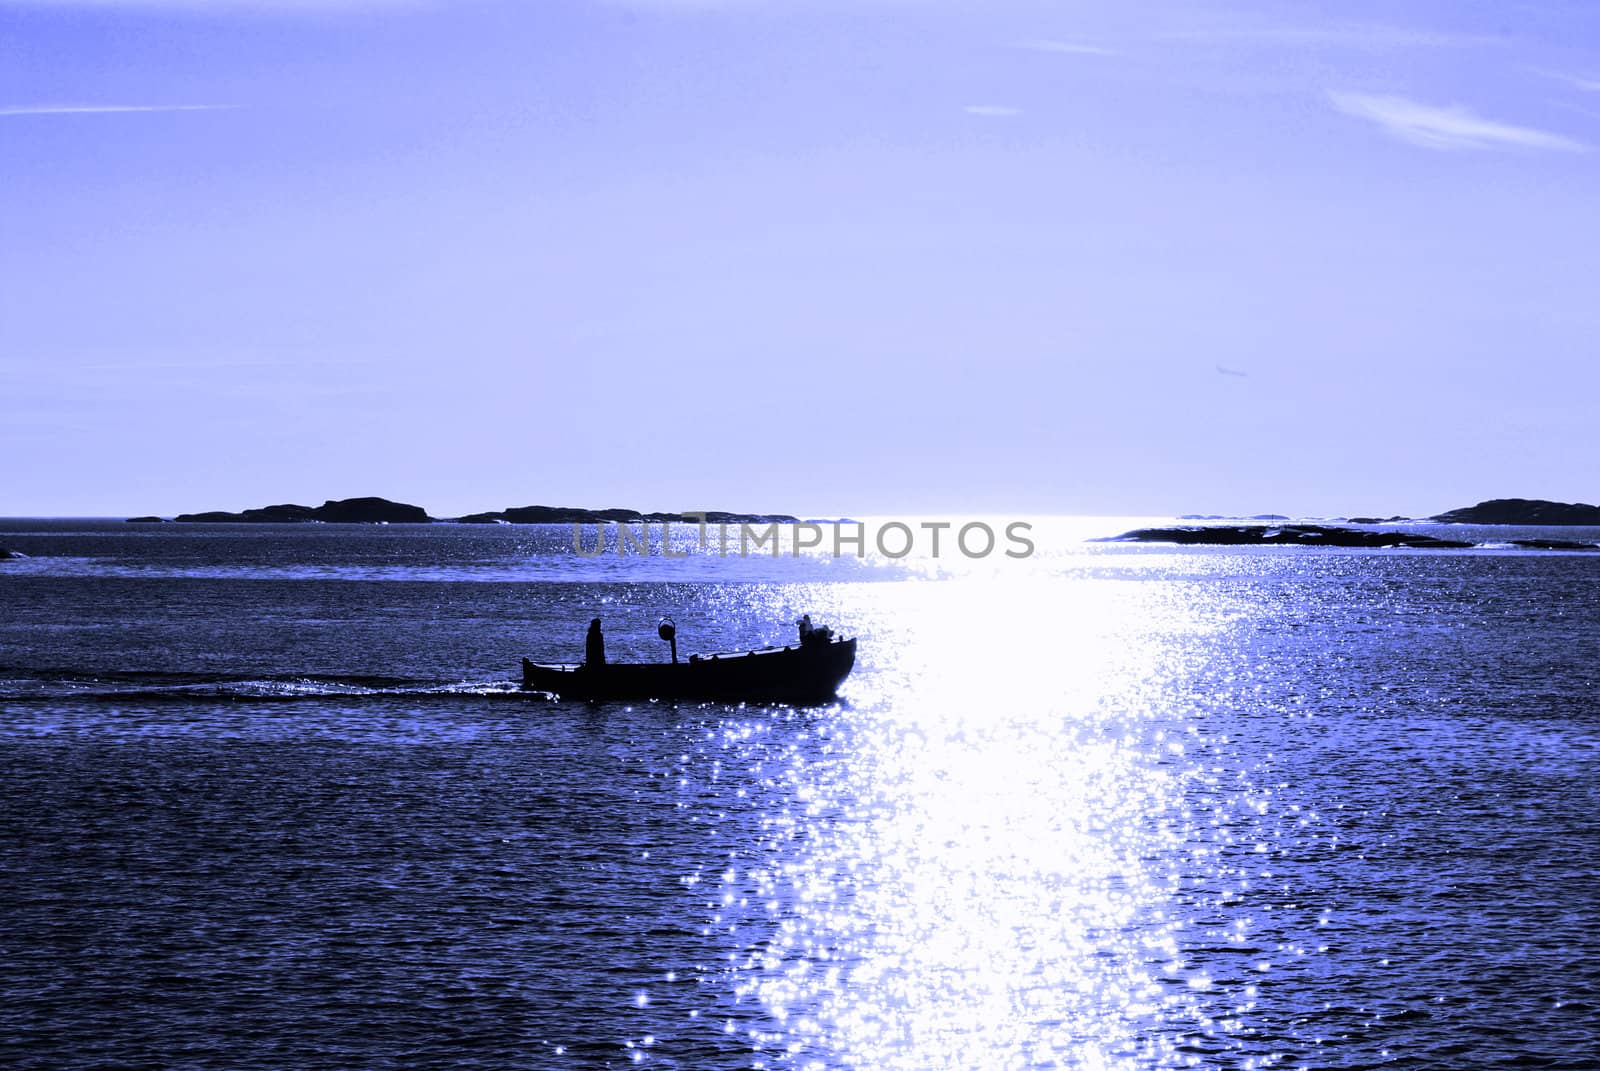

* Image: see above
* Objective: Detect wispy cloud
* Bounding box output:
[1167,22,1497,50]
[1329,92,1585,152]
[963,105,1022,118]
[77,357,305,371]
[1013,38,1124,58]
[1533,69,1600,93]
[0,103,234,117]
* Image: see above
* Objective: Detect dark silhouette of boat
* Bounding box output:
[521,635,856,704]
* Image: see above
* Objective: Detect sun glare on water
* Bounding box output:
[716,566,1227,1069]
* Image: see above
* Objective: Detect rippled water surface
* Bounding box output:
[2,520,1598,1069]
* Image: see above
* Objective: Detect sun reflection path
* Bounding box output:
[712,575,1232,1070]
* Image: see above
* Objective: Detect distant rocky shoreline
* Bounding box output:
[125,497,801,526]
[118,494,1600,555]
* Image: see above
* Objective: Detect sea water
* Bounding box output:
[2,519,1597,1070]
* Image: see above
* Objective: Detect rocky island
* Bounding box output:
[160,497,434,524]
[1430,498,1600,525]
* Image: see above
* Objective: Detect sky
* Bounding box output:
[2,0,1597,518]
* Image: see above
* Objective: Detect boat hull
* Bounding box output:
[521,637,856,704]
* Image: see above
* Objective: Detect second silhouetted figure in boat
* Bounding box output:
[796,614,834,647]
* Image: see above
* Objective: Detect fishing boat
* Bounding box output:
[521,621,855,704]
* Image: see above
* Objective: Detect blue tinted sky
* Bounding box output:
[3,0,1596,517]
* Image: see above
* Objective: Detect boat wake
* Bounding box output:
[0,665,531,703]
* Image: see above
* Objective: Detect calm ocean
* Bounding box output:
[2,519,1597,1070]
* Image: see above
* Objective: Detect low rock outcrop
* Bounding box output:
[1102,525,1474,549]
[147,499,806,525]
[455,506,802,525]
[1506,538,1600,551]
[1178,513,1290,521]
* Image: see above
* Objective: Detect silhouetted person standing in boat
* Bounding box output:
[585,618,606,666]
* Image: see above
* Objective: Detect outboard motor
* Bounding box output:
[658,618,678,664]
